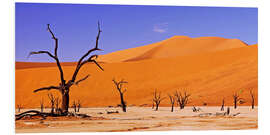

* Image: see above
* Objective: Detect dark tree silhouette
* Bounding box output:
[168,94,175,112]
[152,90,165,111]
[72,100,77,112]
[40,98,44,113]
[55,97,60,114]
[250,90,255,109]
[48,93,56,114]
[28,23,103,114]
[226,107,230,115]
[174,90,191,109]
[77,100,81,112]
[112,79,128,112]
[17,104,23,113]
[221,98,225,111]
[233,92,244,109]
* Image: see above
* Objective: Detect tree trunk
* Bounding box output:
[252,100,254,109]
[221,100,224,111]
[120,93,126,112]
[180,104,184,109]
[155,103,159,111]
[171,104,174,112]
[234,99,237,109]
[61,90,70,114]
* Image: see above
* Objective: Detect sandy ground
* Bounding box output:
[15,106,257,133]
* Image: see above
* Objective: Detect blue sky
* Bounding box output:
[16,3,258,62]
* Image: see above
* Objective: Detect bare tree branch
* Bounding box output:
[74,74,90,85]
[47,24,65,85]
[33,86,60,93]
[174,90,190,109]
[71,22,103,83]
[112,78,128,112]
[29,24,65,85]
[152,90,165,111]
[28,51,56,59]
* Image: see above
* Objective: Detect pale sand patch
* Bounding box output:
[16,106,257,133]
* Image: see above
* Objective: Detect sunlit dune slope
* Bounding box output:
[99,36,247,63]
[15,44,257,108]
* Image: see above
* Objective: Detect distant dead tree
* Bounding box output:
[221,98,225,111]
[168,94,175,112]
[112,79,128,112]
[226,107,230,115]
[40,98,44,113]
[192,106,201,112]
[174,90,191,109]
[250,90,255,109]
[48,93,56,114]
[72,100,77,112]
[233,92,244,109]
[55,97,60,114]
[77,100,81,112]
[17,104,23,113]
[28,23,103,115]
[152,90,165,111]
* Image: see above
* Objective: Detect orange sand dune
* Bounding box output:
[15,43,257,108]
[99,36,247,63]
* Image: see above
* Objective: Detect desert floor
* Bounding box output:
[15,106,257,133]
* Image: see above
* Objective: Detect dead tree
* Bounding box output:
[40,98,44,113]
[17,104,23,113]
[233,92,244,109]
[250,90,255,109]
[55,97,60,114]
[174,90,191,109]
[48,93,56,114]
[168,94,175,112]
[152,90,165,111]
[77,100,81,112]
[72,100,77,112]
[221,98,225,111]
[112,79,128,112]
[226,107,230,115]
[28,23,103,115]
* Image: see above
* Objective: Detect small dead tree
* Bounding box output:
[77,100,81,112]
[29,22,103,115]
[55,97,60,114]
[221,98,225,111]
[40,98,44,113]
[174,90,191,109]
[72,100,77,112]
[233,92,244,109]
[17,104,23,113]
[227,107,230,115]
[168,94,175,112]
[48,93,56,114]
[250,90,255,109]
[152,90,165,111]
[112,79,128,112]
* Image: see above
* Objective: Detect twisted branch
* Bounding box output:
[71,22,103,83]
[33,86,60,93]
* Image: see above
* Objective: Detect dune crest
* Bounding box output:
[99,36,248,63]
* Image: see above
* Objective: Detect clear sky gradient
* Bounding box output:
[16,3,258,62]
